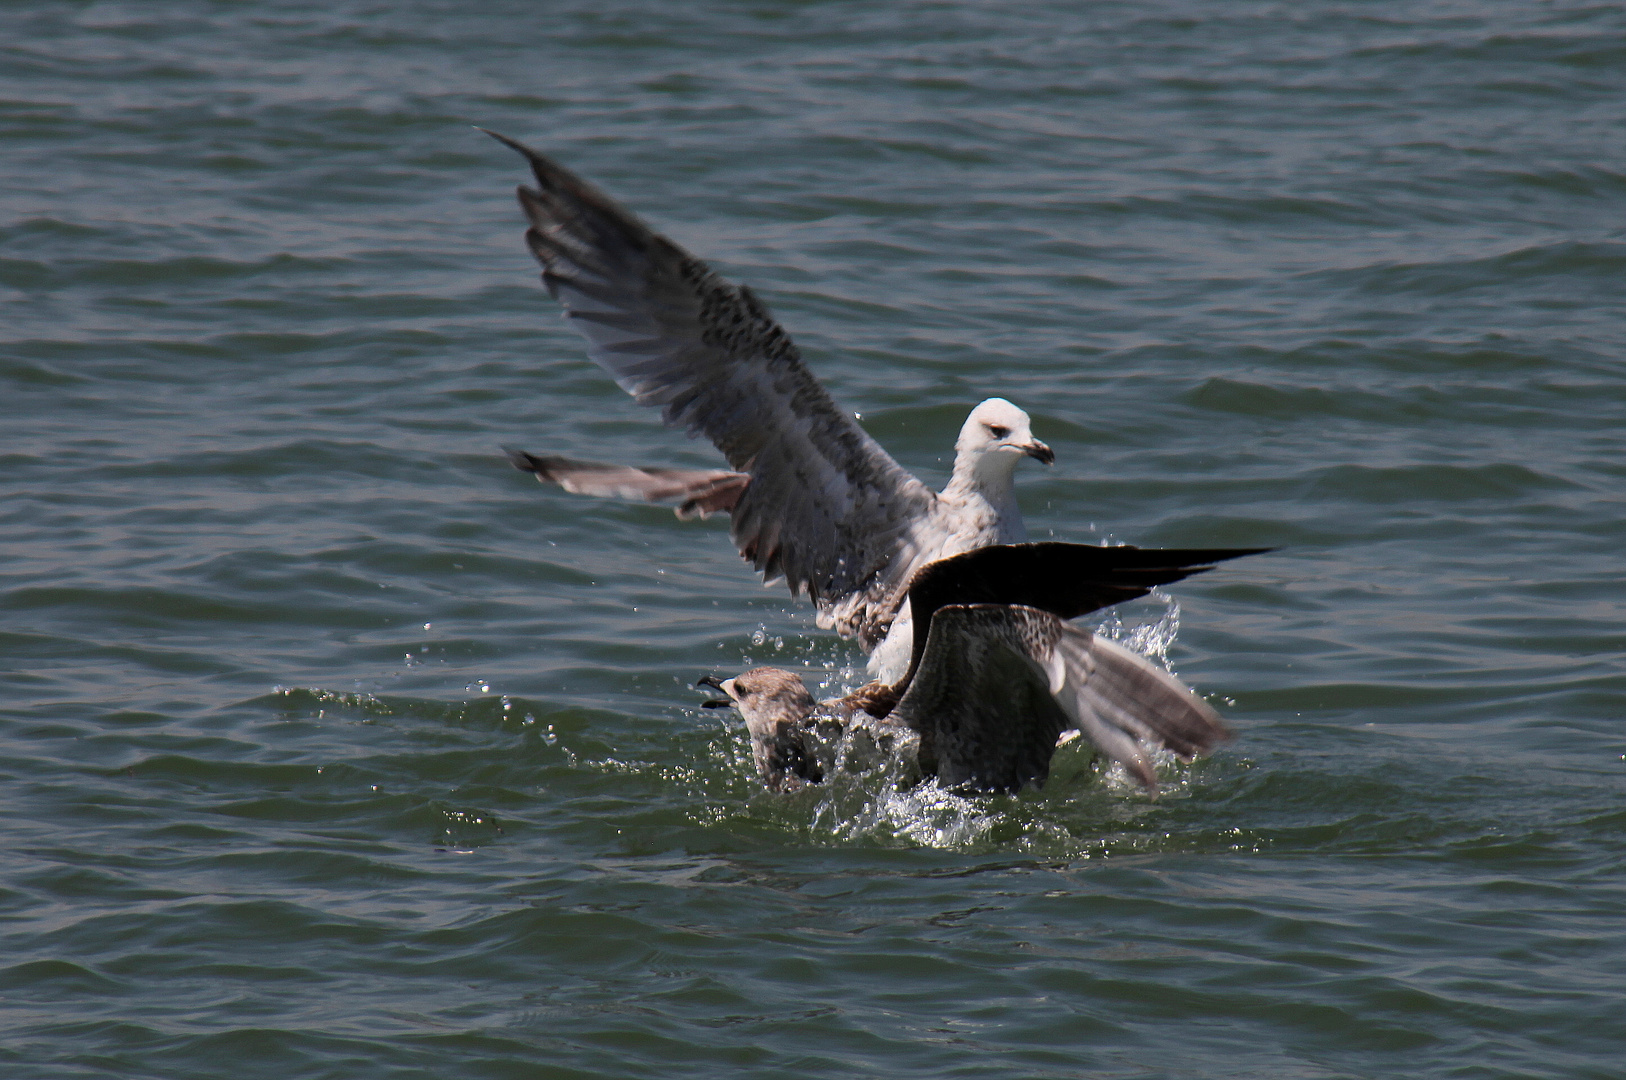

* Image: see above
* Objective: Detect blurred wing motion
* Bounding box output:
[487,129,939,643]
[890,604,1232,795]
[1049,627,1230,791]
[503,449,748,520]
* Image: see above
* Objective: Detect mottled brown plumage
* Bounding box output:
[700,669,915,792]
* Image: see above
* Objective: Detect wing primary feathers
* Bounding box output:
[899,542,1271,688]
[485,128,941,633]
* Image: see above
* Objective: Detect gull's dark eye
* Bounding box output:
[984,424,1010,439]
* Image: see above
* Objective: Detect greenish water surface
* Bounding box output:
[2,2,1623,1077]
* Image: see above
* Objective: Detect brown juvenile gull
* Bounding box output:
[485,130,1055,682]
[699,541,1268,794]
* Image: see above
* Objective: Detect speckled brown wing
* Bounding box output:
[889,603,1232,795]
[488,131,939,641]
[888,605,1072,794]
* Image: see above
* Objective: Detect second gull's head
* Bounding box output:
[955,397,1054,469]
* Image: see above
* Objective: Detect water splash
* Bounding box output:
[695,595,1201,849]
[794,725,995,848]
[841,779,1001,849]
[1092,589,1181,671]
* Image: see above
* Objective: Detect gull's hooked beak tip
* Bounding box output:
[695,674,733,708]
[1024,440,1055,465]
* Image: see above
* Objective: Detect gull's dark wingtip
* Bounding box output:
[1174,546,1277,565]
[479,129,621,222]
[475,126,530,156]
[502,446,543,474]
[477,128,564,183]
[1155,546,1278,575]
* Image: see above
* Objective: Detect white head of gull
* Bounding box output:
[947,397,1055,510]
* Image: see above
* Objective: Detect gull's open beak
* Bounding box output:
[1023,439,1054,465]
[695,674,734,709]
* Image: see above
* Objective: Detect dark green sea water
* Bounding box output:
[3,2,1624,1076]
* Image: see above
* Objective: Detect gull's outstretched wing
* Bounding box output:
[488,131,938,641]
[890,604,1231,795]
[899,542,1271,684]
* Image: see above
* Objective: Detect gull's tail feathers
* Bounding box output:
[1049,626,1232,794]
[504,448,748,519]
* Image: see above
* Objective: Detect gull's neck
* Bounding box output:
[942,447,1025,532]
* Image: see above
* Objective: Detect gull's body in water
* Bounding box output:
[700,542,1267,794]
[486,130,1053,682]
